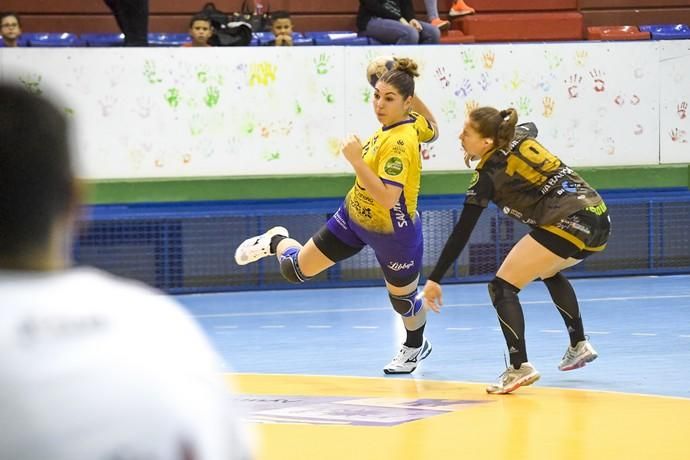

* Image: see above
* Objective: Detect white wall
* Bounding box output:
[1,41,687,179]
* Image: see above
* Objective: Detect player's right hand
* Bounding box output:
[422,280,443,313]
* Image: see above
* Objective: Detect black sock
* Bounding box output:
[489,278,528,368]
[269,235,287,254]
[543,272,585,347]
[404,322,425,348]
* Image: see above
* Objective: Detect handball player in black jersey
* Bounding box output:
[423,107,611,394]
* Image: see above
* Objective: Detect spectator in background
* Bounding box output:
[0,83,254,460]
[449,0,475,17]
[357,0,440,45]
[183,13,213,47]
[0,13,22,47]
[103,0,149,46]
[424,0,450,30]
[266,10,294,46]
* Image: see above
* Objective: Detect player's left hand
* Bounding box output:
[422,280,443,313]
[409,19,423,31]
[341,134,363,165]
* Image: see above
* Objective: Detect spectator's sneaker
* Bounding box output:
[449,0,476,17]
[558,340,598,371]
[383,338,432,374]
[234,226,289,265]
[486,362,540,394]
[431,18,451,30]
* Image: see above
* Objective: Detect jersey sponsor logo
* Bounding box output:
[387,260,415,271]
[585,202,607,215]
[502,206,536,225]
[468,171,479,189]
[384,157,404,176]
[392,202,409,228]
[557,218,591,235]
[561,180,578,193]
[333,209,349,229]
[539,166,574,195]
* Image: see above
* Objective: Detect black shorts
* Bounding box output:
[530,203,611,260]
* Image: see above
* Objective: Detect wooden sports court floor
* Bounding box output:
[178,275,690,459]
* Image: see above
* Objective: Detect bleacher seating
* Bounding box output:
[80,32,124,47]
[147,33,190,47]
[639,23,690,39]
[586,25,651,40]
[24,32,83,47]
[579,0,690,32]
[305,32,369,46]
[447,0,583,42]
[4,0,690,46]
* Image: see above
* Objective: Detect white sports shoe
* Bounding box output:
[383,338,432,374]
[234,226,289,266]
[486,362,540,394]
[558,340,598,371]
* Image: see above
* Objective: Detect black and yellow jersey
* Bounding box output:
[465,126,602,226]
[345,111,436,234]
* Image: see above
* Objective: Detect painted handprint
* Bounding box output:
[362,86,372,103]
[143,60,162,84]
[98,95,118,117]
[264,151,281,161]
[249,62,277,86]
[575,50,588,67]
[196,67,209,83]
[322,88,335,104]
[461,50,476,70]
[543,49,563,70]
[482,51,495,69]
[477,72,491,91]
[542,97,555,118]
[314,53,332,75]
[565,74,582,99]
[514,97,532,116]
[454,79,472,98]
[435,67,452,88]
[670,128,688,143]
[465,100,479,117]
[589,69,606,93]
[164,88,180,108]
[204,86,220,107]
[441,99,458,122]
[18,73,42,95]
[678,102,687,119]
[534,73,555,92]
[506,71,523,91]
[602,137,616,155]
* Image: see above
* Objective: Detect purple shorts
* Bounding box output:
[325,204,423,286]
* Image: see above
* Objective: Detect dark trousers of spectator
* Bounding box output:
[104,0,149,46]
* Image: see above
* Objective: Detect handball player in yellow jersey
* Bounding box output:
[236,57,439,375]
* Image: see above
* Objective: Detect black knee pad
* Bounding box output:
[542,272,565,287]
[487,277,520,307]
[389,290,424,317]
[278,247,310,284]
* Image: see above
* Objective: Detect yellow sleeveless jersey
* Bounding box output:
[345,111,436,234]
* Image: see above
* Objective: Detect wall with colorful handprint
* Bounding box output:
[0,42,687,179]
